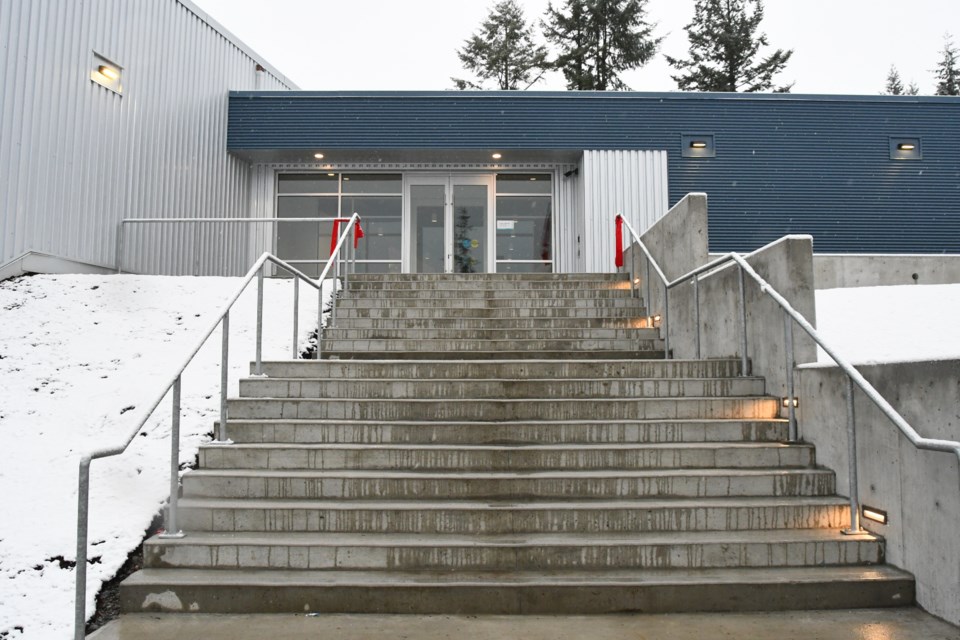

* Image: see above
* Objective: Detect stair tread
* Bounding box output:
[124,564,911,587]
[186,468,830,479]
[146,529,879,547]
[222,418,787,425]
[176,495,849,509]
[201,442,805,451]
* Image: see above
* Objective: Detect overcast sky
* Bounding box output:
[190,0,959,95]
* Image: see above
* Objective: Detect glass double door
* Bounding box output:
[406,175,493,273]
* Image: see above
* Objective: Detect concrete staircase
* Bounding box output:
[121,273,913,614]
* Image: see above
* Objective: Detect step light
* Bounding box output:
[689,141,708,149]
[98,65,120,80]
[491,153,502,160]
[781,397,799,408]
[897,143,915,151]
[314,153,325,159]
[862,505,888,525]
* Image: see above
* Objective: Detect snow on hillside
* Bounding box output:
[0,274,323,640]
[814,283,960,365]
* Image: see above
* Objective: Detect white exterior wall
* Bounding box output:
[0,0,294,274]
[580,150,669,272]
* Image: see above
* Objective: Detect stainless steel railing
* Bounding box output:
[616,213,960,535]
[74,214,362,639]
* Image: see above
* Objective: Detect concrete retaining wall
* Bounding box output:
[797,359,960,625]
[626,194,817,396]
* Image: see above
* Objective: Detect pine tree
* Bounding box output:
[933,35,960,96]
[543,0,661,91]
[666,0,793,92]
[906,81,920,96]
[884,65,905,95]
[452,0,549,90]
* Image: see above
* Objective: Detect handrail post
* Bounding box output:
[645,257,652,313]
[693,275,701,360]
[663,285,671,359]
[842,376,864,534]
[331,252,339,324]
[316,281,323,360]
[784,310,797,442]
[344,238,351,291]
[255,268,264,375]
[115,222,125,274]
[292,277,300,359]
[160,376,185,538]
[737,263,749,376]
[193,221,200,277]
[218,312,229,442]
[628,244,636,298]
[74,457,91,640]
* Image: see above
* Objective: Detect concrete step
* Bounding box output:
[198,442,815,472]
[333,307,650,319]
[174,496,851,534]
[238,377,767,400]
[181,467,833,500]
[335,297,647,309]
[120,565,913,614]
[143,529,880,572]
[328,317,648,329]
[346,279,630,291]
[321,327,659,341]
[252,359,743,380]
[346,273,629,283]
[221,419,789,445]
[343,288,640,299]
[318,338,663,354]
[319,349,667,361]
[225,396,780,421]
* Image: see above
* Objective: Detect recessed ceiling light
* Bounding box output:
[314,153,324,159]
[491,153,502,160]
[327,173,335,177]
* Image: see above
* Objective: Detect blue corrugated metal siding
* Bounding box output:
[227,92,960,254]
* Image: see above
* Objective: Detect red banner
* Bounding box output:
[614,214,624,268]
[329,218,364,257]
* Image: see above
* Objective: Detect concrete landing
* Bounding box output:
[89,609,959,640]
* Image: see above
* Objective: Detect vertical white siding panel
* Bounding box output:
[0,0,295,274]
[580,149,669,273]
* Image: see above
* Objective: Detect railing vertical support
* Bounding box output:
[292,277,300,359]
[628,246,636,298]
[843,376,864,534]
[663,285,671,359]
[737,264,749,376]
[160,376,184,538]
[74,457,91,640]
[255,268,264,375]
[115,222,125,274]
[784,311,797,442]
[645,257,652,312]
[218,312,229,442]
[331,254,339,324]
[693,275,701,360]
[316,281,323,360]
[192,221,200,277]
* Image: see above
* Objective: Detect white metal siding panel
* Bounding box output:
[581,150,668,273]
[0,0,294,274]
[554,164,582,273]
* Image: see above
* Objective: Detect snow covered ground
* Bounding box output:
[1,276,958,639]
[814,283,960,365]
[0,274,324,640]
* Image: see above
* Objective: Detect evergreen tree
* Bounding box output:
[452,0,549,90]
[933,35,960,96]
[906,81,920,96]
[542,0,661,91]
[884,65,905,95]
[666,0,793,92]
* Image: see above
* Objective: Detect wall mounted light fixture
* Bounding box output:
[890,137,921,160]
[91,52,122,94]
[862,505,888,525]
[682,134,716,158]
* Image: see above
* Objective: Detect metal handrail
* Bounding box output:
[116,216,350,275]
[616,213,960,536]
[74,214,362,639]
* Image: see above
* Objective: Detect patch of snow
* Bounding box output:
[0,274,326,639]
[812,283,960,366]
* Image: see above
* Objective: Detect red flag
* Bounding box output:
[614,214,624,268]
[329,219,342,257]
[354,220,364,248]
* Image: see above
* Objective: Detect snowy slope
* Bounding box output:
[0,274,324,639]
[814,283,960,365]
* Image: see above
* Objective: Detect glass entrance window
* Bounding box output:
[452,185,487,274]
[410,185,446,273]
[495,174,552,273]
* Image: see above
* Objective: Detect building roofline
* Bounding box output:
[228,89,960,104]
[176,0,299,90]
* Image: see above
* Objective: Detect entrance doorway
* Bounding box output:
[405,174,493,273]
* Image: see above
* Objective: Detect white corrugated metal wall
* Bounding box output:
[580,150,669,272]
[0,0,294,274]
